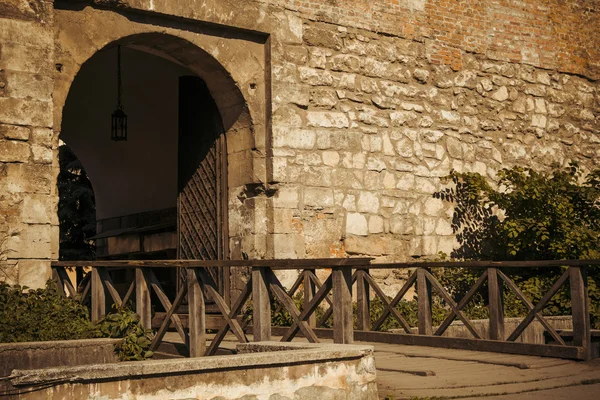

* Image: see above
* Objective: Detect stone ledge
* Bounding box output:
[0,338,121,353]
[10,342,374,386]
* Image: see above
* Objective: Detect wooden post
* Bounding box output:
[356,269,371,331]
[252,267,271,341]
[304,271,316,328]
[488,267,505,341]
[187,268,206,356]
[417,267,433,335]
[570,266,591,360]
[135,267,152,329]
[332,267,353,344]
[91,267,105,323]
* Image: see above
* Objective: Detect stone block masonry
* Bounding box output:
[0,3,57,289]
[270,16,599,287]
[0,0,598,293]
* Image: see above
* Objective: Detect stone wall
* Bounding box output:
[4,342,378,400]
[0,338,120,377]
[269,18,600,268]
[0,0,598,290]
[0,1,57,288]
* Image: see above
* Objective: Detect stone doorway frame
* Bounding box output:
[52,4,272,295]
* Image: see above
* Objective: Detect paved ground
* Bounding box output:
[164,333,600,399]
[369,342,600,399]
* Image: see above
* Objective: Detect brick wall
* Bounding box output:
[264,0,600,80]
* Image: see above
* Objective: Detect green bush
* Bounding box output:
[0,280,154,360]
[0,280,95,343]
[435,163,600,327]
[92,305,154,361]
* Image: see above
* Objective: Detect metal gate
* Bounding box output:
[177,76,229,298]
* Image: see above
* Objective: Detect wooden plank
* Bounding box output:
[96,267,122,307]
[151,312,225,330]
[91,267,105,322]
[352,331,584,360]
[206,277,252,356]
[365,260,600,269]
[507,269,569,342]
[251,267,271,341]
[316,271,357,328]
[364,272,412,334]
[271,269,305,321]
[52,268,65,296]
[150,284,188,351]
[569,266,591,361]
[54,267,77,297]
[269,328,585,360]
[146,269,188,345]
[267,269,319,343]
[356,269,371,331]
[332,267,353,344]
[197,268,248,344]
[135,267,152,329]
[310,271,335,328]
[187,268,205,357]
[417,268,433,336]
[498,270,565,345]
[51,257,374,269]
[80,278,91,304]
[122,280,135,306]
[304,271,317,328]
[424,270,481,339]
[436,269,488,336]
[487,267,505,341]
[282,274,333,342]
[308,272,334,308]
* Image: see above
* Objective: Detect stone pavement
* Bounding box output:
[370,342,600,399]
[163,332,600,399]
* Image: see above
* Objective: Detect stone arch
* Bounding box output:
[53,6,269,267]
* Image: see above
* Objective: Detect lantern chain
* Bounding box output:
[117,45,123,110]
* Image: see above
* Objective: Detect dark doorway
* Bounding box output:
[177,76,229,299]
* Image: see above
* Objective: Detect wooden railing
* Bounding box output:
[51,259,598,360]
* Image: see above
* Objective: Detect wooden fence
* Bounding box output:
[51,258,598,360]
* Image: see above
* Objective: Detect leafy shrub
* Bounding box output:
[435,163,600,327]
[0,280,154,360]
[92,305,154,361]
[0,280,95,342]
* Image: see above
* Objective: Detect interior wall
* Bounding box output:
[61,46,193,220]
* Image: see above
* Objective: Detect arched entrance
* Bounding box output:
[54,15,266,301]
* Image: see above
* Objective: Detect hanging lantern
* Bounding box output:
[111,45,127,141]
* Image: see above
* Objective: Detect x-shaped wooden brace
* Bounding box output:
[194,268,249,355]
[260,268,320,343]
[280,270,334,342]
[434,269,488,337]
[502,269,568,345]
[422,269,482,339]
[370,270,416,333]
[204,274,253,356]
[306,271,336,327]
[144,268,189,347]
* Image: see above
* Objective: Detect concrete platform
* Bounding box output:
[163,332,600,400]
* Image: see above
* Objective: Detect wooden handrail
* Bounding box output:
[50,258,596,361]
[52,258,600,269]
